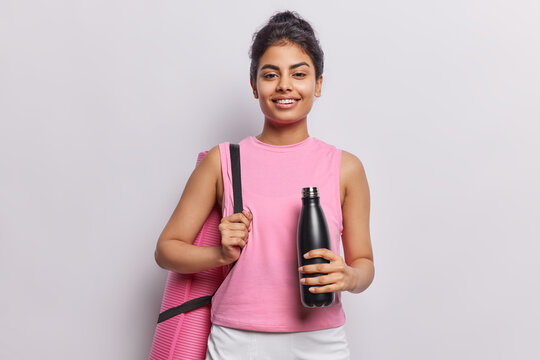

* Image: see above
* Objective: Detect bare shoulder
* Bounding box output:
[202,144,223,209]
[340,149,368,205]
[155,144,222,248]
[192,144,221,190]
[201,144,221,170]
[341,150,365,177]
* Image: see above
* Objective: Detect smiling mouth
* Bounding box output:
[272,99,300,104]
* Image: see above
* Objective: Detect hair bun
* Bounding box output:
[268,10,302,25]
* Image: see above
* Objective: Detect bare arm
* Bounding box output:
[154,145,226,274]
[341,150,375,294]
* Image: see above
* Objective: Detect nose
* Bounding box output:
[277,76,292,92]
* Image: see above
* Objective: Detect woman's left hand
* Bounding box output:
[298,248,354,293]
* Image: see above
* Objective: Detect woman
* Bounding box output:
[154,10,374,359]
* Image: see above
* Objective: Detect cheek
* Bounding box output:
[298,82,317,97]
[257,85,274,101]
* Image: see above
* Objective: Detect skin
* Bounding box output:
[155,42,374,295]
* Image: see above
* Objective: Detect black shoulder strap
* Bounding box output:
[230,143,243,214]
[157,143,243,323]
[157,295,213,323]
[210,142,243,291]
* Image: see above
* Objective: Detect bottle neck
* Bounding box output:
[302,196,320,205]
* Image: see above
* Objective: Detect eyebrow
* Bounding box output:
[260,62,310,71]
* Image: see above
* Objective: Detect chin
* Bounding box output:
[267,116,304,125]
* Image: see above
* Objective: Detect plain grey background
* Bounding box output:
[1,1,539,359]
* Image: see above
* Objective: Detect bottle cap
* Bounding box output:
[302,187,319,198]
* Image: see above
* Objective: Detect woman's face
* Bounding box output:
[250,43,322,126]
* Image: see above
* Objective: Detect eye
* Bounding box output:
[294,73,307,78]
[263,73,277,79]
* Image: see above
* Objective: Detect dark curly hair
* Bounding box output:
[249,10,324,85]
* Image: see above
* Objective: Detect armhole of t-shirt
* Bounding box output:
[336,148,344,235]
[218,142,232,218]
[334,150,344,312]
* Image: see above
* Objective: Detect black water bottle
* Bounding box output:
[297,186,335,307]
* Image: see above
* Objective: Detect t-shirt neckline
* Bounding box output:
[249,135,314,152]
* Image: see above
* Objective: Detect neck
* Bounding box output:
[257,117,309,145]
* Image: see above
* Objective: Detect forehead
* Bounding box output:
[258,43,313,69]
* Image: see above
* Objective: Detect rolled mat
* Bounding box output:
[148,150,229,360]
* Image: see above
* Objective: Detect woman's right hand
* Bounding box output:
[219,209,253,265]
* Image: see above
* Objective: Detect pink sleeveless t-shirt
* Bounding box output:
[212,135,346,332]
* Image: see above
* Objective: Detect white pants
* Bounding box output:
[205,323,350,360]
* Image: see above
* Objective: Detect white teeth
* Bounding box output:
[276,99,297,104]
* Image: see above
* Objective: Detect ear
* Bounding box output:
[314,75,323,97]
[250,77,258,99]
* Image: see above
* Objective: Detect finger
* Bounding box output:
[226,230,249,241]
[300,273,339,286]
[242,209,253,230]
[301,261,346,275]
[222,228,247,236]
[226,222,250,232]
[226,212,245,222]
[226,238,246,248]
[242,209,253,220]
[303,248,339,261]
[307,283,339,294]
[238,211,252,229]
[231,212,249,224]
[221,228,250,239]
[299,263,334,274]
